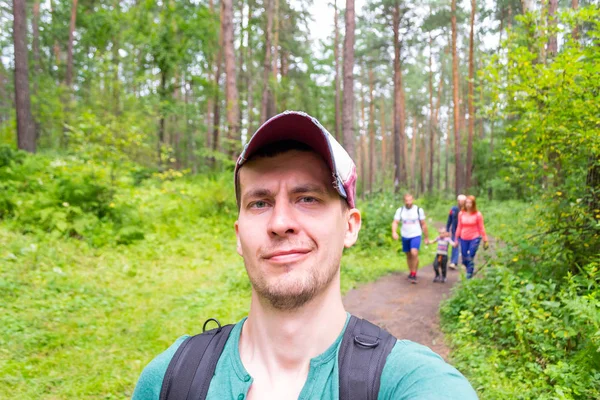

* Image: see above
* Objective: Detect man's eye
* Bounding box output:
[299,196,318,204]
[250,201,269,209]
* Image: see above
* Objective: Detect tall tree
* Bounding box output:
[393,0,407,190]
[32,0,41,75]
[465,0,476,190]
[334,0,341,141]
[12,0,36,152]
[419,124,426,195]
[246,1,255,135]
[368,68,376,193]
[271,0,280,113]
[261,0,274,123]
[451,0,461,194]
[212,8,224,155]
[66,0,79,88]
[222,0,240,156]
[410,117,417,190]
[547,0,558,57]
[427,32,434,194]
[380,97,387,188]
[572,0,579,40]
[342,0,356,160]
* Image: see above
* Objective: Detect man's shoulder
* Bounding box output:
[132,335,190,400]
[379,340,477,399]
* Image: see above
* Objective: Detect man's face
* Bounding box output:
[404,195,414,208]
[458,198,466,208]
[235,150,361,310]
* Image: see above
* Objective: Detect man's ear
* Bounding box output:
[235,220,243,256]
[343,208,361,248]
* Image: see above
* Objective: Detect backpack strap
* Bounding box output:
[160,320,235,400]
[338,315,398,400]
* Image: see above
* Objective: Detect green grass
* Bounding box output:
[1,175,444,399]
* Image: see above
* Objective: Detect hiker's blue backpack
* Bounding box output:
[159,315,397,400]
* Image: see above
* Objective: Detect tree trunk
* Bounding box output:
[223,0,240,157]
[0,65,6,125]
[368,68,375,194]
[13,0,36,153]
[260,0,273,123]
[410,117,417,191]
[205,1,217,151]
[420,127,426,196]
[32,0,41,140]
[32,0,40,75]
[393,1,407,191]
[433,68,444,191]
[334,0,341,142]
[271,0,279,114]
[488,119,494,200]
[445,112,450,193]
[380,97,387,188]
[451,0,461,195]
[547,0,558,57]
[428,32,434,194]
[238,0,246,134]
[342,0,356,160]
[466,0,476,191]
[212,8,224,155]
[360,90,366,197]
[112,0,121,115]
[66,0,78,88]
[158,70,167,162]
[49,0,61,82]
[572,0,579,40]
[246,1,255,136]
[187,79,198,174]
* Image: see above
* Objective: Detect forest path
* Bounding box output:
[343,257,458,360]
[343,224,496,360]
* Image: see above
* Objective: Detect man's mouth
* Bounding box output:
[263,249,312,263]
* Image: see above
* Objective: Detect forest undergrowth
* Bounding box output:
[0,148,440,398]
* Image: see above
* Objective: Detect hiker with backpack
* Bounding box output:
[455,195,489,279]
[391,193,430,284]
[132,111,476,400]
[446,194,467,270]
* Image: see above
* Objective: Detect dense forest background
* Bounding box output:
[1,0,599,398]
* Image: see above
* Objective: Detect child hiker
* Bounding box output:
[431,228,457,283]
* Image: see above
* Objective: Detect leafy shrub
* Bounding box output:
[441,264,600,399]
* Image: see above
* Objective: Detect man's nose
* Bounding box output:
[267,200,299,237]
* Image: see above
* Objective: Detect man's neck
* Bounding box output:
[240,275,346,378]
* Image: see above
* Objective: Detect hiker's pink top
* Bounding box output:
[456,211,487,242]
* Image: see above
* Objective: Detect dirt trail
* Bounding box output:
[343,253,459,360]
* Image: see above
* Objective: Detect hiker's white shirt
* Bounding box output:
[394,206,425,239]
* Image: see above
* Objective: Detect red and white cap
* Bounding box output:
[235,111,357,208]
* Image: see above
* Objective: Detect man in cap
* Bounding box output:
[132,111,476,400]
[446,194,467,269]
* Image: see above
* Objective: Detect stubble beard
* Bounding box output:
[246,253,341,311]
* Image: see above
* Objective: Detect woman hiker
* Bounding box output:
[455,195,489,279]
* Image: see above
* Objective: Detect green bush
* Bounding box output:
[441,264,600,399]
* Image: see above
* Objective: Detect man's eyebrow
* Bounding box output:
[243,188,274,200]
[290,184,328,195]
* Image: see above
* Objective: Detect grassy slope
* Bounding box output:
[1,178,442,399]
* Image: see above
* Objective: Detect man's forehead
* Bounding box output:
[239,151,334,193]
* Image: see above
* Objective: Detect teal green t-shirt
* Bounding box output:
[132,315,477,399]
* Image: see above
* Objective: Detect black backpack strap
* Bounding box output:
[160,321,235,400]
[338,315,398,400]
